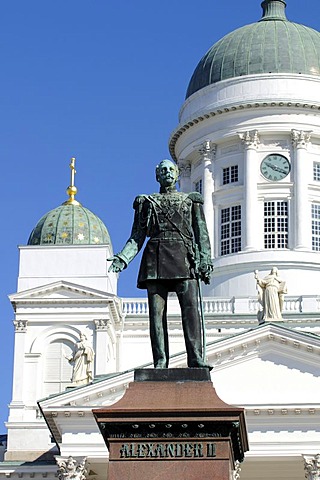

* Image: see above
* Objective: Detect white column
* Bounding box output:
[239,130,260,251]
[303,454,320,480]
[9,320,28,415]
[177,159,191,192]
[291,129,312,250]
[199,140,216,258]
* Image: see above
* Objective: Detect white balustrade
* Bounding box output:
[203,299,234,314]
[122,296,318,317]
[123,299,148,315]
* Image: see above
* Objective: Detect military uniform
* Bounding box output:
[115,188,213,368]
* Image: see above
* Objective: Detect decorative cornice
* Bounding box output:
[247,406,319,417]
[211,329,320,368]
[169,101,320,160]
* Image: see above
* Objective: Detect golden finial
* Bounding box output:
[63,157,81,205]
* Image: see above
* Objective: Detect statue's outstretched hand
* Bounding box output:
[108,256,126,273]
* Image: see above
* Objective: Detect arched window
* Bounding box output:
[43,340,73,397]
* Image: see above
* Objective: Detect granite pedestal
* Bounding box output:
[93,368,249,480]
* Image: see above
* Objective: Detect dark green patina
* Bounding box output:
[186,0,320,98]
[109,160,213,369]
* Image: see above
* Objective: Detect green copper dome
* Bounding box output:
[28,204,111,246]
[186,0,320,98]
[28,158,111,246]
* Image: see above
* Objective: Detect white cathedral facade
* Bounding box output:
[1,1,320,480]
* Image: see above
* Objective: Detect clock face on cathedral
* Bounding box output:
[260,154,291,181]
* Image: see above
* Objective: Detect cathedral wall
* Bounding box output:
[17,245,116,294]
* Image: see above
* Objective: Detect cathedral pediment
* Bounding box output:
[9,280,120,305]
[208,322,320,407]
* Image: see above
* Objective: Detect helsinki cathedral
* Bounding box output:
[1,1,320,480]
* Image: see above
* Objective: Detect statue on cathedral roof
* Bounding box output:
[254,267,287,323]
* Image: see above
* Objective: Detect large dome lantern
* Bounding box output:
[186,0,320,99]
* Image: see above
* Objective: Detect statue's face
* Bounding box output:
[156,160,178,187]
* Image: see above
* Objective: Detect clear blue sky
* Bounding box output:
[0,0,319,432]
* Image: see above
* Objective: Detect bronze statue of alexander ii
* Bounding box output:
[109,159,213,369]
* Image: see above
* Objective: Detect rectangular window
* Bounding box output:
[223,165,238,185]
[264,201,288,249]
[220,205,241,256]
[312,204,320,251]
[313,162,320,181]
[194,179,202,194]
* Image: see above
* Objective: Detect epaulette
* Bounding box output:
[188,192,204,204]
[133,195,146,209]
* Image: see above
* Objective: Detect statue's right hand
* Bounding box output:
[108,256,126,273]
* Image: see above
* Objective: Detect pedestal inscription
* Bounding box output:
[93,369,248,480]
[117,441,216,459]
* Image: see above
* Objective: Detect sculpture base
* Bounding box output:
[93,368,248,480]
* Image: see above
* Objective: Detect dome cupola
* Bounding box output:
[186,0,320,98]
[28,158,111,246]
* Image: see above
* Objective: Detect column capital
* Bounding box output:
[94,318,111,331]
[56,456,87,480]
[177,160,191,178]
[233,460,242,480]
[303,454,320,480]
[291,129,312,149]
[198,140,217,159]
[238,130,260,149]
[13,320,28,332]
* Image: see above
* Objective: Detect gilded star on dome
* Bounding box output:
[77,233,85,241]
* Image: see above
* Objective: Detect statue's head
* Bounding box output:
[271,267,278,275]
[155,159,179,187]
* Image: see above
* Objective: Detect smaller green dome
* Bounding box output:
[28,204,111,246]
[28,158,111,246]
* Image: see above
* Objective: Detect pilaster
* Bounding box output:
[199,140,216,257]
[291,129,312,250]
[9,319,28,418]
[94,319,114,375]
[239,130,260,251]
